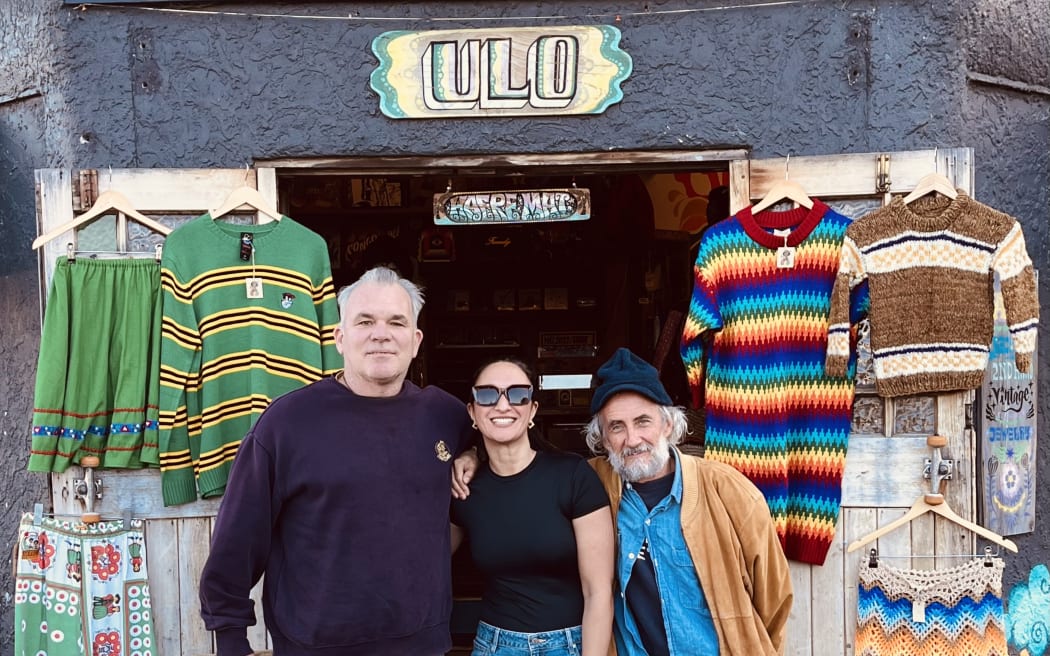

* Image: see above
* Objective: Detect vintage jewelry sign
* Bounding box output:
[433,188,590,224]
[371,25,632,118]
[979,275,1038,536]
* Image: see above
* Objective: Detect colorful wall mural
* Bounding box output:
[642,171,731,233]
[1007,564,1050,656]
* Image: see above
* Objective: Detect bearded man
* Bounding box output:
[583,348,793,656]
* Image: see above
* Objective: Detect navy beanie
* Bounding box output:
[590,347,673,414]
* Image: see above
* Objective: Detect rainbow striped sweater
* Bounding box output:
[681,200,868,565]
[155,214,341,506]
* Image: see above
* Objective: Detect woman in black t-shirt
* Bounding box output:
[451,358,614,656]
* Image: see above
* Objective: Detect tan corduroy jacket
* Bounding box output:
[590,450,793,655]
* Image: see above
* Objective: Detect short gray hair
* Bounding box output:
[583,404,689,455]
[337,266,425,324]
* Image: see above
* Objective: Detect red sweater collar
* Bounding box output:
[737,198,829,249]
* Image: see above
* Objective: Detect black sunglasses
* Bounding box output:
[472,384,534,406]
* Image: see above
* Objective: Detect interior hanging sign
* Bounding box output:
[371,25,632,118]
[434,188,591,225]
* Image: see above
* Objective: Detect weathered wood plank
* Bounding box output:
[749,150,941,198]
[841,436,931,507]
[843,508,877,655]
[260,149,750,173]
[811,514,846,656]
[785,563,812,656]
[178,518,214,656]
[247,576,268,648]
[910,512,936,570]
[146,519,182,656]
[51,467,222,519]
[35,169,75,297]
[876,507,913,560]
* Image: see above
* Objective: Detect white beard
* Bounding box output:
[608,433,671,482]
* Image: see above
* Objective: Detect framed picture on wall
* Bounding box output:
[350,178,404,207]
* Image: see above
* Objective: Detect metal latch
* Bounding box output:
[875,154,891,193]
[922,434,955,493]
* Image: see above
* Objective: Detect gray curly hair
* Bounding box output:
[583,404,690,455]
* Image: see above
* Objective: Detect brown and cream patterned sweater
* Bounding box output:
[826,192,1038,397]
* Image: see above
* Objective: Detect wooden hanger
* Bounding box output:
[32,190,172,250]
[901,172,958,205]
[210,186,282,224]
[847,435,1017,554]
[847,492,1017,554]
[751,179,814,214]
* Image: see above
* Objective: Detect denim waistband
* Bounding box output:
[475,620,582,654]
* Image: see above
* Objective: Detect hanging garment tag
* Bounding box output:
[772,228,791,238]
[246,278,264,299]
[912,599,926,624]
[776,246,796,269]
[240,233,254,261]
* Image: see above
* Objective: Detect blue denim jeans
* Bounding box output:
[471,620,582,656]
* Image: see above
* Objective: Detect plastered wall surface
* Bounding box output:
[1,1,1047,654]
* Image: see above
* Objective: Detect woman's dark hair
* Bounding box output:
[470,357,557,453]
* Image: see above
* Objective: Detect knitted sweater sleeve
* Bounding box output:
[991,221,1039,373]
[826,235,867,377]
[311,264,342,376]
[158,253,203,505]
[681,243,723,408]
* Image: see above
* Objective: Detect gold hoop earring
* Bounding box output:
[528,420,535,429]
[471,422,478,430]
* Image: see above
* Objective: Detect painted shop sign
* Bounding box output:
[434,188,590,225]
[371,26,632,118]
[979,276,1038,536]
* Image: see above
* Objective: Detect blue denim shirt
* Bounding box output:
[614,449,720,655]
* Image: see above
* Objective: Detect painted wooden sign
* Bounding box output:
[980,275,1038,536]
[371,26,631,118]
[434,188,590,225]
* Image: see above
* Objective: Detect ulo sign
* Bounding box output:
[371,26,632,118]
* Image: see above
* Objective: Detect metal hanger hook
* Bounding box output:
[784,153,791,180]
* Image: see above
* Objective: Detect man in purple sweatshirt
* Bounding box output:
[200,266,474,656]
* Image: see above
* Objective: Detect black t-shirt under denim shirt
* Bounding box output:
[626,472,675,656]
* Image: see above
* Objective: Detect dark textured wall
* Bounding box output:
[0,0,1047,653]
[963,1,1050,640]
[1,1,53,651]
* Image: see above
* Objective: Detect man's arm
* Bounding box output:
[199,431,277,656]
[451,446,479,499]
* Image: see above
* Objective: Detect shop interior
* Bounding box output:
[277,168,728,646]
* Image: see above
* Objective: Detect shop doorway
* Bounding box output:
[274,167,733,452]
[32,147,976,656]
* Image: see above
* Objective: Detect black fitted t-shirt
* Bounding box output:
[450,450,610,632]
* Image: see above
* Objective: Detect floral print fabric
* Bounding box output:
[14,513,154,656]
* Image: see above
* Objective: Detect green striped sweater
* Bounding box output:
[155,214,341,505]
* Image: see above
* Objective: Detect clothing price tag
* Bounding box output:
[240,233,254,261]
[246,278,264,299]
[776,246,796,269]
[911,599,926,624]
